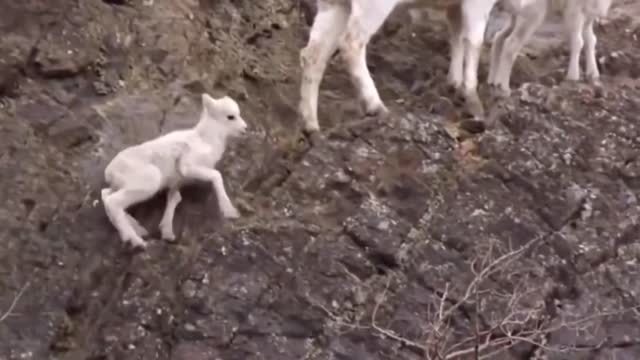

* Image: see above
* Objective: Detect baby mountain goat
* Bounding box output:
[101,94,248,248]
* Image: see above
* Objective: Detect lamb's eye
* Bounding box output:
[227,115,235,121]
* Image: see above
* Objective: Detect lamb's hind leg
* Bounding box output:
[102,170,162,248]
[299,1,349,133]
[126,213,149,237]
[338,0,400,117]
[102,188,148,237]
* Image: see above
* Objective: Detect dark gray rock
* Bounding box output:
[1,1,640,360]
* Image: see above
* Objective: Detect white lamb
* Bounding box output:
[487,0,613,96]
[298,0,505,133]
[101,93,248,248]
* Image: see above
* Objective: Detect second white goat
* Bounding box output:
[487,0,613,96]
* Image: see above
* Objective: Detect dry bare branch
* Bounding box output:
[365,232,640,360]
[0,282,29,323]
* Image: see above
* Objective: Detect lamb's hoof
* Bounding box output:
[301,126,318,138]
[162,233,176,242]
[134,225,149,238]
[159,226,176,242]
[126,236,148,249]
[221,206,241,219]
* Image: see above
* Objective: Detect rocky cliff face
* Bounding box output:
[0,0,639,359]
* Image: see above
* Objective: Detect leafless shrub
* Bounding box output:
[368,234,639,359]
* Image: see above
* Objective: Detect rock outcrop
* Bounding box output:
[0,0,639,359]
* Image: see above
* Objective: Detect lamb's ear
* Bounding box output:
[201,93,218,112]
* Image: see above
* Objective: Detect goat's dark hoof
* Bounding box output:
[459,119,486,135]
[362,103,389,118]
[300,128,324,147]
[464,94,485,119]
[488,85,511,99]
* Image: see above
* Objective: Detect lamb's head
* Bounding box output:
[201,93,248,137]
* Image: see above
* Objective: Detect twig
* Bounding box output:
[0,282,30,322]
[371,277,429,353]
[442,235,543,322]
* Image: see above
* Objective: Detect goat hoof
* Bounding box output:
[565,73,580,82]
[446,75,463,91]
[586,74,600,85]
[492,86,511,99]
[464,97,485,119]
[364,104,389,118]
[160,228,176,242]
[301,126,319,139]
[302,120,321,134]
[162,234,176,242]
[302,130,324,147]
[299,126,324,147]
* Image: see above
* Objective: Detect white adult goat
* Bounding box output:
[488,0,613,96]
[101,94,248,248]
[298,0,503,133]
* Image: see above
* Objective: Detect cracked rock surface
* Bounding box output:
[0,0,639,359]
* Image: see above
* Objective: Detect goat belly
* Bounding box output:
[411,0,460,11]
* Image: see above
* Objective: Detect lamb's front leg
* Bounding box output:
[104,188,149,237]
[126,213,149,237]
[159,187,182,241]
[180,164,239,219]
